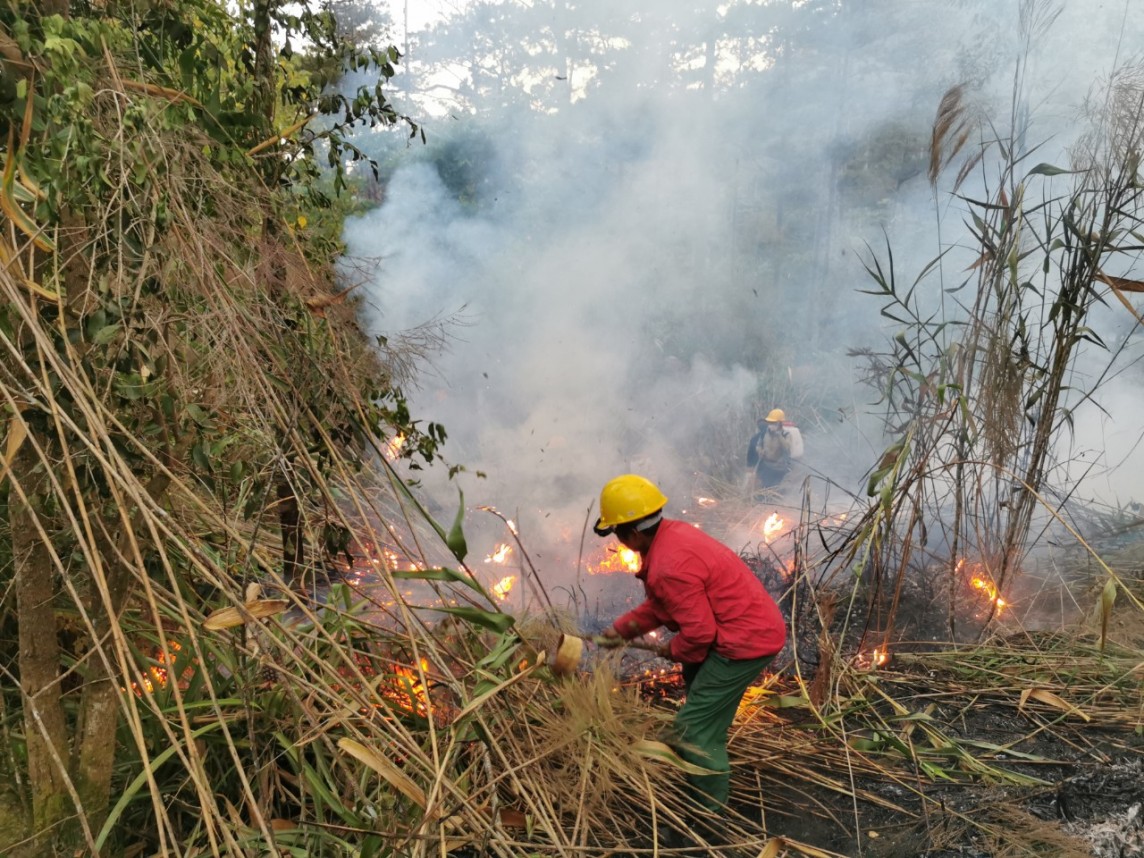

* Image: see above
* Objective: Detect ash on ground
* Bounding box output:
[1059,759,1144,858]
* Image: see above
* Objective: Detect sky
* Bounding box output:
[341,0,1144,566]
[382,0,469,46]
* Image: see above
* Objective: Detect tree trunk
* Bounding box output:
[71,552,130,837]
[10,439,70,842]
[72,471,171,834]
[277,476,305,589]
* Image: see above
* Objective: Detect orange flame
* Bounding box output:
[127,641,187,696]
[492,575,516,601]
[384,433,406,461]
[855,646,890,670]
[485,543,512,564]
[762,512,784,543]
[956,560,1011,613]
[971,576,1007,611]
[588,544,641,575]
[958,558,1007,613]
[390,658,432,716]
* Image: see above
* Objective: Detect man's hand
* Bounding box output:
[595,626,624,648]
[655,640,674,660]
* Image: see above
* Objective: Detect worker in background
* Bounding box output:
[747,408,803,497]
[594,474,787,818]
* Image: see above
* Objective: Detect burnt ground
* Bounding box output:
[613,542,1144,857]
[735,662,1144,858]
[734,545,1144,858]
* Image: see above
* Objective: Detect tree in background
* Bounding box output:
[325,0,396,49]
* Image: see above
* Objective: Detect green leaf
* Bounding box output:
[95,720,228,851]
[391,566,487,598]
[387,470,449,542]
[1027,163,1072,177]
[762,694,811,709]
[476,631,523,672]
[445,487,467,562]
[91,323,120,345]
[191,442,211,472]
[186,403,213,428]
[847,735,886,752]
[429,606,515,634]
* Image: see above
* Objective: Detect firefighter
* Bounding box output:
[594,474,787,814]
[746,408,803,496]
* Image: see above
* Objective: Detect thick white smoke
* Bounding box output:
[343,0,1144,562]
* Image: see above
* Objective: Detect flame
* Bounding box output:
[971,576,1007,611]
[491,575,516,601]
[376,546,424,573]
[390,658,432,716]
[855,646,890,670]
[762,512,784,543]
[485,543,512,564]
[384,433,406,461]
[695,497,718,508]
[588,544,641,574]
[127,641,187,696]
[958,558,1008,613]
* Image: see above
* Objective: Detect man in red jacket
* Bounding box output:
[594,474,787,811]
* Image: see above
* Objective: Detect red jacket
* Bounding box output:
[611,519,786,664]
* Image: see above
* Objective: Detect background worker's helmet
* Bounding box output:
[765,408,786,423]
[593,474,668,536]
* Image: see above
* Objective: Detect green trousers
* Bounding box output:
[672,651,773,811]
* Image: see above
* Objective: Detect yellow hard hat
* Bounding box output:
[765,408,786,423]
[593,474,668,536]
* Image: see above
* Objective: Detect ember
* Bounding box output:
[352,540,425,573]
[389,658,432,717]
[630,665,685,702]
[126,641,188,696]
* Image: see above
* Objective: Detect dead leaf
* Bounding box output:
[1097,272,1144,292]
[202,599,289,631]
[754,835,839,858]
[551,634,583,676]
[632,740,718,776]
[304,283,360,318]
[498,808,528,829]
[0,416,27,486]
[337,737,427,808]
[1018,687,1091,722]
